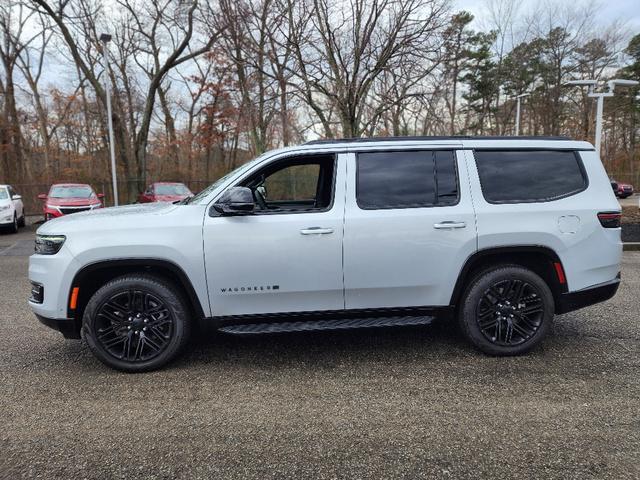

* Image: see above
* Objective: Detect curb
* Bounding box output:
[623,243,640,251]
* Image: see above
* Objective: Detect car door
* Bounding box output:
[203,152,346,317]
[343,148,477,310]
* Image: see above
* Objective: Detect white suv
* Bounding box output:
[28,137,622,371]
[0,184,25,233]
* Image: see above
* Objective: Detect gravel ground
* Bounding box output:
[0,226,639,479]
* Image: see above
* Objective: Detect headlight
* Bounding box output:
[34,234,66,255]
[0,205,10,212]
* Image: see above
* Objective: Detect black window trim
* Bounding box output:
[472,148,589,205]
[221,152,338,216]
[355,148,461,211]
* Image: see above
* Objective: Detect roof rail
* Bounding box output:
[305,135,573,145]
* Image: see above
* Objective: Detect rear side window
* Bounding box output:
[357,150,458,209]
[474,150,587,203]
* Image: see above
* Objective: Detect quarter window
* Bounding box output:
[356,150,458,209]
[474,150,587,203]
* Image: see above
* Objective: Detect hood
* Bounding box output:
[0,197,10,207]
[46,196,101,206]
[37,202,178,234]
[154,194,189,202]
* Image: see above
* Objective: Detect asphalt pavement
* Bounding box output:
[0,225,638,479]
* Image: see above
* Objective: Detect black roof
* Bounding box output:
[305,135,573,145]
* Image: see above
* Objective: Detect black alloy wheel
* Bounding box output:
[83,274,191,372]
[458,265,554,356]
[94,289,174,362]
[475,279,544,346]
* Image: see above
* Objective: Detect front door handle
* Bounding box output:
[433,221,466,230]
[300,227,334,235]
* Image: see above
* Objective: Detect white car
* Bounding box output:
[28,137,622,372]
[0,184,25,233]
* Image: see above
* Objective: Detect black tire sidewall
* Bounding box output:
[458,265,554,356]
[82,274,190,372]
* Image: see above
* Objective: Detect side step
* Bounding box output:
[218,315,434,335]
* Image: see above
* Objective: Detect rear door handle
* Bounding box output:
[300,227,334,235]
[433,221,466,230]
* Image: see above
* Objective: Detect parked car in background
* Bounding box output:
[615,182,634,199]
[138,182,193,203]
[610,179,618,193]
[0,184,25,233]
[39,184,104,221]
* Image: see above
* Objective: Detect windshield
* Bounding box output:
[190,154,270,203]
[155,184,191,195]
[0,188,8,200]
[49,186,94,198]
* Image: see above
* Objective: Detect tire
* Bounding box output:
[458,265,554,356]
[18,215,25,227]
[8,214,18,233]
[82,274,191,372]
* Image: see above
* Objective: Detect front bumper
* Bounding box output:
[556,274,620,314]
[35,314,81,339]
[0,212,14,224]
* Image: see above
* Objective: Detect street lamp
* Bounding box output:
[514,93,529,136]
[99,33,119,206]
[567,78,639,156]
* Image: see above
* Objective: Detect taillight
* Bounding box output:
[597,212,621,228]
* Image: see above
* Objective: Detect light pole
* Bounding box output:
[100,33,119,206]
[514,93,529,136]
[567,78,639,156]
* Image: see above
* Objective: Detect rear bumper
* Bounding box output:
[556,274,620,314]
[35,314,81,339]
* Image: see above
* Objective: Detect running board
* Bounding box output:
[218,315,434,335]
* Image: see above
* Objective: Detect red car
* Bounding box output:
[38,183,104,221]
[615,182,634,199]
[138,182,193,203]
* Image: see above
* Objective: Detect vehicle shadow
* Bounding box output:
[173,320,469,370]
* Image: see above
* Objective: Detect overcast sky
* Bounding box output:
[455,0,640,32]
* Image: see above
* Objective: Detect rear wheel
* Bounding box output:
[82,274,191,372]
[458,265,554,356]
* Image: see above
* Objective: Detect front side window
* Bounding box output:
[474,150,587,203]
[241,154,335,213]
[356,150,458,209]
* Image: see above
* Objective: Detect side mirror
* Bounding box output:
[97,193,105,199]
[12,194,22,200]
[38,193,47,200]
[213,187,255,215]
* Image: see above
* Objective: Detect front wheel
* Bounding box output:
[82,274,191,372]
[458,265,554,356]
[8,214,18,233]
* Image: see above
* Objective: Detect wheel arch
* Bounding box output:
[449,246,568,313]
[68,258,206,325]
